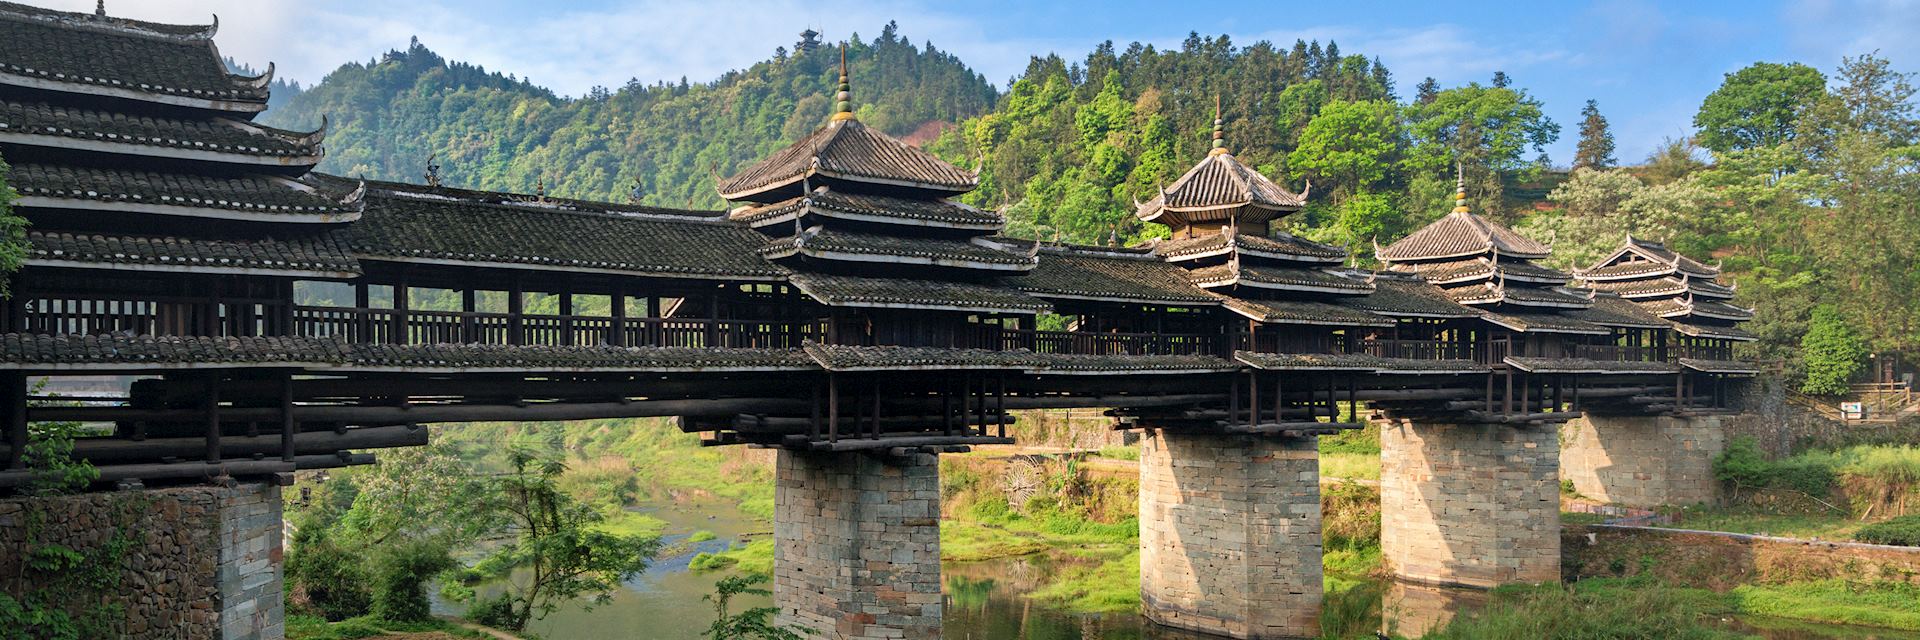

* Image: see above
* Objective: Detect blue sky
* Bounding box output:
[48,0,1920,163]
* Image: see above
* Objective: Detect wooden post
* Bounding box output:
[996,373,1007,439]
[1229,374,1241,429]
[205,374,221,464]
[1248,371,1260,425]
[1348,376,1358,423]
[462,288,477,343]
[559,280,575,347]
[808,378,822,440]
[354,282,371,342]
[827,373,839,443]
[942,379,955,437]
[391,279,409,345]
[1504,370,1514,415]
[508,275,525,345]
[280,373,296,462]
[609,285,626,347]
[959,374,972,436]
[871,377,882,440]
[707,292,721,348]
[1273,375,1284,425]
[4,373,24,470]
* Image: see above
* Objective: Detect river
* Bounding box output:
[460,498,1920,640]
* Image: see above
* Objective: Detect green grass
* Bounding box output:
[286,614,492,640]
[1420,578,1747,640]
[1659,508,1865,540]
[588,511,668,538]
[1094,444,1139,461]
[1732,579,1920,630]
[1321,452,1381,481]
[1560,511,1609,526]
[1799,445,1920,485]
[689,537,774,575]
[1023,548,1141,613]
[686,530,717,543]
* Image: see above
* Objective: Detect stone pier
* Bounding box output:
[1381,420,1559,588]
[773,450,942,639]
[1560,415,1725,508]
[0,481,285,640]
[1139,428,1323,639]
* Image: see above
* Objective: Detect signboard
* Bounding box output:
[1841,402,1865,420]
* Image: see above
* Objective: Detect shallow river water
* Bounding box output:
[453,498,1920,640]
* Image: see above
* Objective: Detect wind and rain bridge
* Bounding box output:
[0,4,1757,639]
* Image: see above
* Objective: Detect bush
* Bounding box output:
[1800,305,1868,396]
[285,525,371,621]
[369,540,456,623]
[1856,515,1920,546]
[465,592,517,629]
[1714,437,1835,497]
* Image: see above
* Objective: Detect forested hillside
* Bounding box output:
[259,24,996,208]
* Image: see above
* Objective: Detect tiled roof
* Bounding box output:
[1446,283,1592,308]
[1152,231,1345,263]
[718,119,976,200]
[1190,264,1374,294]
[731,188,1002,230]
[1670,321,1756,341]
[1504,356,1680,374]
[1136,152,1303,223]
[28,230,360,276]
[1643,298,1753,321]
[346,189,786,280]
[1478,310,1610,335]
[1340,276,1477,318]
[0,3,266,106]
[0,98,315,160]
[1028,352,1237,374]
[1412,257,1570,285]
[762,227,1036,270]
[1586,276,1734,300]
[1680,358,1760,374]
[1380,211,1551,261]
[348,344,814,372]
[1011,249,1217,305]
[1579,260,1674,281]
[1235,351,1486,373]
[803,342,1035,371]
[789,273,1050,314]
[0,333,349,369]
[1567,294,1669,329]
[1220,296,1394,327]
[8,162,359,221]
[327,176,723,220]
[1624,236,1718,277]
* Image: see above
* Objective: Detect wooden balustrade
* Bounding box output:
[964,326,1221,356]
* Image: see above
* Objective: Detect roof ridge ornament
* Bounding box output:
[423,154,441,187]
[1208,95,1229,156]
[831,44,855,122]
[95,1,105,18]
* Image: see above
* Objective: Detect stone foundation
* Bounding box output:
[1561,415,1725,508]
[0,482,284,640]
[774,450,941,639]
[1381,420,1559,588]
[1139,428,1322,639]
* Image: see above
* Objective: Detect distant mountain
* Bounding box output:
[259,25,998,208]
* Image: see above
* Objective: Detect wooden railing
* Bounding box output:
[974,328,1221,356]
[291,306,823,349]
[1567,344,1662,362]
[1358,338,1473,361]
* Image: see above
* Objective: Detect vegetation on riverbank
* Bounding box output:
[286,614,494,640]
[1677,439,1920,544]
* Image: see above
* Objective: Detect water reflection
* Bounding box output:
[1380,581,1489,639]
[944,555,1216,640]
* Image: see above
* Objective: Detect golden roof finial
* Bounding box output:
[831,44,855,122]
[1452,161,1469,214]
[1208,95,1229,156]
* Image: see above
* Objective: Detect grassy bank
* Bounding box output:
[1422,576,1920,639]
[287,614,496,640]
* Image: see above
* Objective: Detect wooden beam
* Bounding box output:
[280,373,296,462]
[0,453,375,488]
[1,425,427,464]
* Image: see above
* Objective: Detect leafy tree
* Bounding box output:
[1491,71,1511,88]
[1694,62,1826,153]
[0,154,28,298]
[1290,100,1403,196]
[1639,137,1707,185]
[368,540,457,623]
[1573,99,1616,169]
[704,574,803,640]
[1404,84,1560,215]
[336,443,497,548]
[1800,305,1868,396]
[466,448,660,632]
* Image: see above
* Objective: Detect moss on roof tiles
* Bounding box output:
[1220,296,1394,327]
[348,343,815,371]
[732,189,1002,229]
[0,3,262,103]
[0,98,310,157]
[1011,250,1217,304]
[803,342,1036,371]
[764,228,1036,268]
[0,333,348,367]
[1504,356,1680,374]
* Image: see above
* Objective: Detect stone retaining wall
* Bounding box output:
[0,482,283,639]
[1560,415,1724,508]
[1563,524,1920,590]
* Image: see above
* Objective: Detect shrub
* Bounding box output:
[1714,436,1834,497]
[285,524,371,621]
[1323,480,1381,551]
[1800,305,1868,396]
[465,592,517,629]
[1856,515,1920,546]
[369,540,455,623]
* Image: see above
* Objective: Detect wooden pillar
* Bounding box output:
[707,292,721,347]
[1273,374,1284,424]
[4,372,24,470]
[871,377,882,440]
[1248,371,1260,425]
[354,282,371,342]
[204,373,222,464]
[1347,375,1358,423]
[391,279,409,345]
[809,378,822,440]
[827,373,840,443]
[609,285,626,347]
[996,373,1007,439]
[1229,374,1241,429]
[276,279,295,336]
[280,372,296,462]
[559,279,575,347]
[462,288,477,343]
[508,275,525,345]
